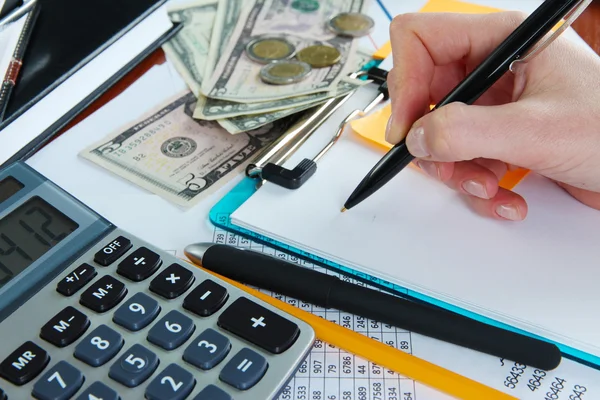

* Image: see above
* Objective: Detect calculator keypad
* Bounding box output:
[219,347,268,390]
[183,279,229,317]
[74,324,124,367]
[40,306,90,348]
[147,310,195,351]
[0,230,315,399]
[218,296,300,354]
[31,360,84,400]
[145,363,196,400]
[79,275,127,313]
[75,381,119,400]
[150,263,195,299]
[113,292,161,331]
[117,247,161,282]
[0,341,50,385]
[56,264,97,297]
[108,344,159,388]
[183,328,231,370]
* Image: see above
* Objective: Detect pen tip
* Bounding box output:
[340,207,347,213]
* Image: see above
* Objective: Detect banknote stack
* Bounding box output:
[79,0,374,208]
[162,0,374,134]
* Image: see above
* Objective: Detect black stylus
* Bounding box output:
[343,0,583,210]
[184,242,562,370]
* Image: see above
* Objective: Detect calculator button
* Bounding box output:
[74,325,124,367]
[109,344,158,388]
[193,385,232,400]
[183,279,228,317]
[145,363,195,400]
[183,328,231,370]
[147,310,195,350]
[75,381,120,400]
[218,297,299,354]
[79,275,127,313]
[31,360,84,400]
[149,263,194,299]
[56,264,97,297]
[94,236,132,266]
[39,306,90,348]
[0,341,50,385]
[0,387,5,400]
[219,348,267,390]
[113,292,160,331]
[117,247,161,282]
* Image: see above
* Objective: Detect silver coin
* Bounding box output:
[259,60,312,85]
[327,12,375,37]
[245,36,296,64]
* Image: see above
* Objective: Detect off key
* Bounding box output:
[94,236,132,266]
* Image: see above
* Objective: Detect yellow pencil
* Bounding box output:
[186,261,517,400]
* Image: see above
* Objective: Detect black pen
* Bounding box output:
[184,242,562,370]
[343,0,586,211]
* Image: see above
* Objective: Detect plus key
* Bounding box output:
[80,275,127,313]
[218,297,300,354]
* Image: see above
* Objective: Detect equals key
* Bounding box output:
[56,264,97,297]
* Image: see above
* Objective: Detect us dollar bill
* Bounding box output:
[200,0,368,103]
[161,0,219,96]
[216,77,369,134]
[79,91,299,207]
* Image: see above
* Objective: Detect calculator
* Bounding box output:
[0,161,315,400]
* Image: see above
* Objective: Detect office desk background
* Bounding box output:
[59,2,600,139]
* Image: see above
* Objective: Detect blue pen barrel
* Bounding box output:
[199,244,561,371]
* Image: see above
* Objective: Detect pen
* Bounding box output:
[183,252,518,400]
[342,0,589,211]
[184,242,562,371]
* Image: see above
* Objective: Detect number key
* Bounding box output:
[183,328,231,370]
[145,363,195,400]
[75,381,119,400]
[74,325,123,367]
[113,292,160,331]
[147,310,194,350]
[109,344,158,388]
[31,360,84,400]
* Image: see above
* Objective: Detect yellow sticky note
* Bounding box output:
[373,0,502,59]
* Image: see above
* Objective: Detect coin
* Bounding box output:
[246,37,296,64]
[296,44,341,68]
[259,60,312,85]
[327,12,375,37]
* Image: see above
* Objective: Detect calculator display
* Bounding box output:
[0,176,24,203]
[0,196,79,288]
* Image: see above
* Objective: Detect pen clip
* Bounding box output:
[510,0,592,72]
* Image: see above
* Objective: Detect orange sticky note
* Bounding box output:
[349,103,529,190]
[373,0,502,59]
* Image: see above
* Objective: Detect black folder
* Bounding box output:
[0,0,181,167]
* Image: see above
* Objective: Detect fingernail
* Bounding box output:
[496,204,522,221]
[384,115,394,142]
[417,160,439,179]
[406,125,429,157]
[462,179,489,199]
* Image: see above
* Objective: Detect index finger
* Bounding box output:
[385,11,526,143]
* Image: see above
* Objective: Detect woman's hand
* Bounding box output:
[385,11,600,221]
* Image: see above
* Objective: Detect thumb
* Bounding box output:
[404,101,532,165]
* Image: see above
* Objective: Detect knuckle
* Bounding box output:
[427,103,466,160]
[389,13,420,36]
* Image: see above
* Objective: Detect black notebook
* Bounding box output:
[0,0,180,167]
